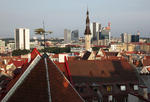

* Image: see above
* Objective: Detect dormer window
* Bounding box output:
[107,85,112,92]
[108,95,113,102]
[134,85,138,90]
[120,85,126,91]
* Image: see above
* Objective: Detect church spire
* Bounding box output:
[84,8,91,35]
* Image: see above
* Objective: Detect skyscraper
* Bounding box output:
[84,9,91,51]
[131,35,139,42]
[15,28,30,50]
[64,29,71,44]
[71,30,79,42]
[97,23,111,46]
[90,22,101,41]
[121,33,131,43]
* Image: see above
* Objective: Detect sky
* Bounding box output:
[0,0,150,38]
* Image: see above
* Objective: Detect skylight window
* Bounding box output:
[120,85,126,91]
[108,95,113,102]
[134,85,138,90]
[107,85,112,92]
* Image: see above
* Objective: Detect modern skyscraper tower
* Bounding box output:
[15,28,30,50]
[64,29,71,44]
[84,9,91,51]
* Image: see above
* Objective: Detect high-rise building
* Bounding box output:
[15,28,30,50]
[84,9,92,51]
[0,40,5,47]
[0,40,5,53]
[97,23,111,46]
[64,29,71,44]
[90,22,101,41]
[121,33,131,43]
[71,30,79,42]
[131,35,139,42]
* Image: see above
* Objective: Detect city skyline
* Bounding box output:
[0,0,150,38]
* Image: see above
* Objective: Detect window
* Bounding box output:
[108,95,113,102]
[120,85,126,91]
[107,85,112,92]
[79,87,84,93]
[134,85,138,90]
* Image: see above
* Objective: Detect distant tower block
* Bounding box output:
[84,9,91,51]
[15,28,30,50]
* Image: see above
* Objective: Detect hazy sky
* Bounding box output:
[0,0,150,38]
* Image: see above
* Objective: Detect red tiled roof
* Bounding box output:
[68,56,81,61]
[74,52,80,56]
[1,57,84,102]
[67,59,138,83]
[147,67,150,72]
[96,55,101,57]
[47,58,84,102]
[54,62,66,72]
[6,59,50,102]
[143,59,150,66]
[0,48,41,100]
[126,51,138,54]
[12,60,26,68]
[51,54,59,58]
[104,52,118,56]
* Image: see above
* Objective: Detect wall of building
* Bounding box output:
[15,28,30,50]
[64,29,71,44]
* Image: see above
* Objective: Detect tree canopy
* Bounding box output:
[40,47,71,54]
[12,49,30,56]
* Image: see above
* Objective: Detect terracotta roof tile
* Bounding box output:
[47,58,84,102]
[67,60,138,83]
[143,56,150,66]
[7,59,49,102]
[2,57,84,102]
[104,52,118,56]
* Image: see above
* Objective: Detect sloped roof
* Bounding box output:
[47,58,84,102]
[1,56,84,102]
[6,58,49,102]
[67,59,138,83]
[51,54,59,58]
[82,51,91,60]
[143,59,150,66]
[104,52,118,56]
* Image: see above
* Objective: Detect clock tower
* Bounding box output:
[84,9,91,51]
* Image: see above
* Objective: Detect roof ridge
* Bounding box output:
[44,58,52,102]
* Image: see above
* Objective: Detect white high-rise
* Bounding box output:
[64,29,71,44]
[90,22,101,40]
[121,33,131,43]
[15,28,30,50]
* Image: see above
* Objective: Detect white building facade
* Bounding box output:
[15,28,30,50]
[64,29,71,44]
[90,22,101,41]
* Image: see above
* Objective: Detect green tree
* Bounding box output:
[39,47,71,54]
[92,47,100,51]
[12,49,30,56]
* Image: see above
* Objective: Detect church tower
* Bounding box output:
[84,9,91,51]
